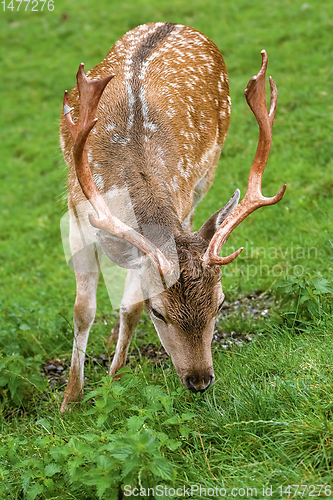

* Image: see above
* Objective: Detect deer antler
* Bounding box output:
[203,50,287,267]
[63,64,171,275]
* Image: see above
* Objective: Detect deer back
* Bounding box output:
[60,22,231,229]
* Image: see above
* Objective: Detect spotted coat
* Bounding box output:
[60,22,231,230]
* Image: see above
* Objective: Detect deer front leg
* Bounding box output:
[106,314,120,348]
[109,270,144,378]
[60,270,99,413]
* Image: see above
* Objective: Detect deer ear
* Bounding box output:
[197,189,240,243]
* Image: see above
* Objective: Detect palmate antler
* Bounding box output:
[203,50,287,266]
[63,64,171,276]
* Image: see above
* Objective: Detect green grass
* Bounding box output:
[0,0,333,498]
[1,313,333,498]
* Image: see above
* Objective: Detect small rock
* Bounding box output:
[44,364,57,372]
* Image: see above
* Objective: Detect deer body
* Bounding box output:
[61,23,230,228]
[59,23,286,412]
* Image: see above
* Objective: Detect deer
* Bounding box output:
[59,22,286,413]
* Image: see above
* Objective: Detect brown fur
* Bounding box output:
[165,234,221,336]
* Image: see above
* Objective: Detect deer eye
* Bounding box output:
[151,308,167,324]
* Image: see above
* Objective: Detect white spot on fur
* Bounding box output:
[166,108,175,118]
[172,175,178,191]
[139,85,158,133]
[126,81,135,130]
[178,158,189,179]
[118,136,130,145]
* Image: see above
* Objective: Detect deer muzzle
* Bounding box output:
[184,368,215,393]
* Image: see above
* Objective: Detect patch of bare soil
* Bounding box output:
[42,291,274,388]
[214,289,273,349]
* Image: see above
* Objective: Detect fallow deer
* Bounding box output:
[59,22,286,413]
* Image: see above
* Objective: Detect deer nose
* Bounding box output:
[185,372,215,393]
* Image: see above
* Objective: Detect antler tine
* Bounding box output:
[63,63,114,142]
[203,50,287,267]
[63,64,171,276]
[244,50,281,201]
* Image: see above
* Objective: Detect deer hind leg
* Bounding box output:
[109,270,144,378]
